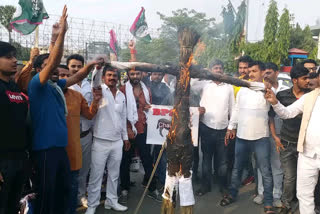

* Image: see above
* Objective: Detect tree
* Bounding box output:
[290,24,318,59]
[276,8,290,65]
[0,5,16,44]
[263,0,279,62]
[221,2,235,36]
[12,42,31,61]
[301,26,317,58]
[243,41,264,61]
[121,8,216,65]
[196,1,247,73]
[230,0,246,55]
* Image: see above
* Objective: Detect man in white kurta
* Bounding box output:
[86,67,130,214]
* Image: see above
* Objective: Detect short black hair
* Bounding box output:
[302,59,318,66]
[209,59,224,69]
[290,64,310,79]
[102,65,119,77]
[265,62,279,72]
[66,54,84,66]
[58,64,69,70]
[0,41,16,57]
[34,53,50,69]
[248,61,266,71]
[238,55,253,65]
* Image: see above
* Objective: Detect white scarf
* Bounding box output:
[125,81,150,135]
[48,80,68,116]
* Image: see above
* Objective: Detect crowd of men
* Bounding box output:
[1,6,320,214]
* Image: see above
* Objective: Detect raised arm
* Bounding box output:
[48,23,60,53]
[38,6,68,85]
[16,47,39,93]
[265,88,304,119]
[65,61,96,88]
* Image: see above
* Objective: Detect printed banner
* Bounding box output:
[147,105,199,146]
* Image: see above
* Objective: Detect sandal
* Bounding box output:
[264,207,276,214]
[220,195,234,207]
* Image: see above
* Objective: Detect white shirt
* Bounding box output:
[200,82,234,130]
[93,84,128,141]
[272,95,320,157]
[69,79,93,132]
[228,87,271,140]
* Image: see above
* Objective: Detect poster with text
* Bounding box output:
[146,105,199,146]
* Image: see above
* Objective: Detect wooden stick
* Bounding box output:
[34,26,39,48]
[109,61,259,89]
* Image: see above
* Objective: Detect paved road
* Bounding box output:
[78,171,281,214]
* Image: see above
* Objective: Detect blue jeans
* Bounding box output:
[153,145,167,185]
[70,170,79,214]
[229,137,273,206]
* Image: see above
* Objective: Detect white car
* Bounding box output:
[278,72,292,89]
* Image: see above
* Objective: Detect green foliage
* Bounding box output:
[229,0,246,54]
[263,0,279,62]
[157,8,215,36]
[0,5,16,31]
[289,24,318,60]
[0,5,16,44]
[136,38,179,65]
[195,37,236,73]
[276,8,290,65]
[0,5,31,60]
[242,41,264,61]
[12,42,31,61]
[221,2,235,36]
[120,0,316,73]
[121,8,216,65]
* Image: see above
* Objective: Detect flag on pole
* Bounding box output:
[109,29,119,56]
[130,7,151,42]
[10,0,49,35]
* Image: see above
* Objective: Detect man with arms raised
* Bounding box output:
[28,7,97,214]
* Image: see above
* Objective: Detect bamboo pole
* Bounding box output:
[34,26,39,48]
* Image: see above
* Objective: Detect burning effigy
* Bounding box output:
[108,27,265,214]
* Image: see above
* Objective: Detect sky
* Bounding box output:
[1,0,320,42]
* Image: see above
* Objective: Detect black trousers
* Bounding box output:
[279,140,298,209]
[33,147,71,214]
[0,158,27,214]
[199,123,228,194]
[120,132,156,192]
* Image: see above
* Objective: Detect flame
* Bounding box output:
[180,54,193,92]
